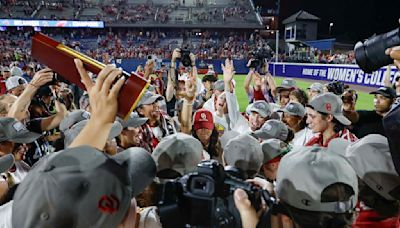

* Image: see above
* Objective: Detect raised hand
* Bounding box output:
[74,59,125,125]
[222,58,235,83]
[29,68,54,88]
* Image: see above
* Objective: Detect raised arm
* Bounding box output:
[69,59,125,150]
[8,68,53,121]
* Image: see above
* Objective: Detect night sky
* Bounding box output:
[257,0,400,43]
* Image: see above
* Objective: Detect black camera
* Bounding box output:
[326,80,344,95]
[354,27,400,73]
[248,49,272,73]
[178,48,192,67]
[156,160,269,228]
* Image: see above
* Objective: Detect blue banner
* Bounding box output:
[115,58,398,88]
[269,62,400,88]
[0,19,104,28]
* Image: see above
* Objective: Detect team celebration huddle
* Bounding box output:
[0,0,400,227]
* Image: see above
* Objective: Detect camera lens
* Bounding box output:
[355,28,400,73]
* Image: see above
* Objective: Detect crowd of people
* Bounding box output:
[0,36,399,227]
[0,28,359,68]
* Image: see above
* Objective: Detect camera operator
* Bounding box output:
[346,134,400,227]
[305,93,357,147]
[244,60,276,104]
[343,86,396,138]
[234,143,358,228]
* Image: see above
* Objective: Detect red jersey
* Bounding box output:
[305,128,358,147]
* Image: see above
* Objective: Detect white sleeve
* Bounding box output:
[225,91,241,130]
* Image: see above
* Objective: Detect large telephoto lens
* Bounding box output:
[355,28,400,73]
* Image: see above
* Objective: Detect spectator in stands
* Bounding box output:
[279,102,314,146]
[343,86,396,138]
[21,66,34,83]
[305,93,357,147]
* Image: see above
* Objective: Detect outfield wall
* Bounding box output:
[116,59,399,88]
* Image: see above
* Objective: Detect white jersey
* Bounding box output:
[292,127,315,146]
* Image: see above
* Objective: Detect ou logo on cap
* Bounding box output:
[325,103,332,111]
[98,194,120,214]
[200,113,208,121]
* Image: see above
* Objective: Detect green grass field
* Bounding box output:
[200,75,375,112]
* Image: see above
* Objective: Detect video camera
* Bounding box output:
[177,48,192,67]
[248,48,272,74]
[354,27,400,73]
[156,160,272,228]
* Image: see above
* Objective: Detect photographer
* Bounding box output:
[244,60,276,104]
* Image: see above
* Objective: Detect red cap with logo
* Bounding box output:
[193,109,214,130]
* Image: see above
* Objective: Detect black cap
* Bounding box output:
[370,87,396,99]
[202,74,217,83]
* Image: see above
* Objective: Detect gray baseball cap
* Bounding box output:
[275,145,358,213]
[223,134,263,174]
[12,145,156,228]
[2,67,10,72]
[117,112,148,129]
[247,100,272,118]
[276,78,296,92]
[59,110,91,132]
[0,154,14,173]
[253,119,289,141]
[152,133,203,176]
[64,120,123,148]
[308,92,351,125]
[346,134,400,201]
[137,91,163,106]
[214,80,225,92]
[0,117,41,143]
[279,102,306,117]
[261,139,291,164]
[307,83,324,93]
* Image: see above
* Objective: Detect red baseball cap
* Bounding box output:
[193,109,214,131]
